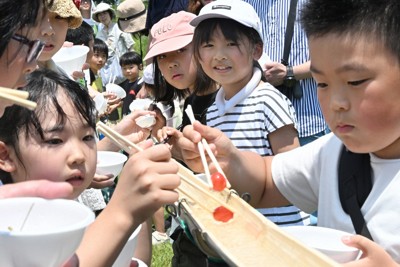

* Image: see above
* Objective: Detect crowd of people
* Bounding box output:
[1,0,399,266]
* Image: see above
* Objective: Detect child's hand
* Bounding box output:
[155,126,184,159]
[71,63,90,80]
[97,111,155,152]
[136,87,148,99]
[180,121,234,174]
[341,235,399,267]
[148,104,166,134]
[108,141,180,223]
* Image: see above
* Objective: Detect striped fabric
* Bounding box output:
[206,69,305,226]
[243,0,327,138]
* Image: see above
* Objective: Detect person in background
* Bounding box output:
[243,0,327,146]
[93,2,135,84]
[145,0,189,33]
[79,0,98,30]
[181,0,400,265]
[117,0,149,59]
[118,51,143,117]
[89,38,109,92]
[38,0,82,75]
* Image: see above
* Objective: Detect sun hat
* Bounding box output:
[46,0,83,29]
[92,2,115,23]
[190,0,263,40]
[139,63,155,85]
[117,0,147,33]
[143,11,196,61]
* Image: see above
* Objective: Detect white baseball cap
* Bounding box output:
[190,0,263,40]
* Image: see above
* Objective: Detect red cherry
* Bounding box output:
[213,206,234,222]
[211,172,226,191]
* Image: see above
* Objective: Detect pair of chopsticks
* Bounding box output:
[96,121,236,213]
[0,87,36,110]
[97,121,142,154]
[185,105,231,189]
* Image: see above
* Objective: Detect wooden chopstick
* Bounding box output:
[0,87,29,98]
[0,87,36,110]
[96,121,237,211]
[185,105,231,189]
[97,121,142,154]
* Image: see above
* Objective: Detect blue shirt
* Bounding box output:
[243,0,327,137]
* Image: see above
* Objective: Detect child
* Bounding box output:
[144,11,218,154]
[0,68,180,266]
[118,51,143,117]
[90,38,108,92]
[38,0,83,74]
[190,0,306,226]
[143,11,220,266]
[181,0,400,265]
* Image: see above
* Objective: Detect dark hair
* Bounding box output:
[152,58,190,103]
[93,38,109,59]
[192,18,266,92]
[0,69,96,183]
[0,0,52,58]
[301,0,400,63]
[66,21,95,46]
[187,0,203,15]
[119,51,142,67]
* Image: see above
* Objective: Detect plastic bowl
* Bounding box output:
[52,45,90,76]
[93,93,107,114]
[96,151,128,179]
[129,98,153,112]
[282,226,360,263]
[135,114,156,128]
[0,197,94,267]
[112,225,142,267]
[106,83,126,99]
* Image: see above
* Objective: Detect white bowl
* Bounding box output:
[106,83,127,99]
[282,226,360,263]
[112,225,142,267]
[129,98,153,112]
[135,114,156,128]
[53,45,90,76]
[96,151,128,179]
[93,93,107,114]
[0,197,94,267]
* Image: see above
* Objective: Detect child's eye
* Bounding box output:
[157,54,166,60]
[177,48,186,53]
[348,79,368,86]
[316,82,328,89]
[83,134,95,142]
[44,138,63,145]
[227,42,238,46]
[201,42,213,48]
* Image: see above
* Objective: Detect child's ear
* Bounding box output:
[253,43,263,61]
[0,141,17,172]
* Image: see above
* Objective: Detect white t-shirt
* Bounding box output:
[272,133,400,262]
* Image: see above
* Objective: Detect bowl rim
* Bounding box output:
[283,226,359,253]
[97,151,128,168]
[52,46,90,64]
[0,197,95,236]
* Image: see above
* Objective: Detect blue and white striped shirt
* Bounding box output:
[243,0,327,137]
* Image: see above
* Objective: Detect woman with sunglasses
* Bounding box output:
[0,0,73,199]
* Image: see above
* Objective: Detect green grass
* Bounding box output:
[152,242,173,267]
